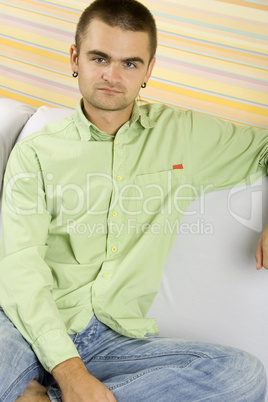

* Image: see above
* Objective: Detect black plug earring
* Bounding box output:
[141,83,147,88]
[72,72,78,78]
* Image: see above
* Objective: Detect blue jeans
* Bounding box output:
[0,309,266,402]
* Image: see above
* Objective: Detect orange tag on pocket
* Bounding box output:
[173,164,183,170]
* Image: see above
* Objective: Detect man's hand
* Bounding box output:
[52,357,116,402]
[255,225,268,270]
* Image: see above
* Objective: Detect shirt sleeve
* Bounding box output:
[184,111,268,193]
[0,142,80,372]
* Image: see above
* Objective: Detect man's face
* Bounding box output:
[70,19,155,116]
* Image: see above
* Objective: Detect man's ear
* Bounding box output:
[70,44,78,71]
[144,57,156,84]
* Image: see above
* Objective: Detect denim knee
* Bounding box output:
[207,347,267,401]
[233,350,267,401]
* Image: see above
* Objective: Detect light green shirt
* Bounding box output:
[0,100,268,372]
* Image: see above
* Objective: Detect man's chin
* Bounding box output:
[85,98,133,112]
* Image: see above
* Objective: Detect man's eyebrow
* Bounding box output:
[86,50,145,65]
[87,50,111,60]
[122,57,145,65]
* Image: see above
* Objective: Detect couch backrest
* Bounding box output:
[0,99,36,193]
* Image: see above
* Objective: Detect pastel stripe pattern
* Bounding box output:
[0,0,267,127]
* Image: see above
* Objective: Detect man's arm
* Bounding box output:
[185,111,268,193]
[0,142,80,372]
[0,134,117,400]
[183,111,268,271]
[256,225,268,270]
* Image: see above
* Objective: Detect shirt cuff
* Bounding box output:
[32,329,80,372]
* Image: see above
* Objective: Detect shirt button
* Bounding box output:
[112,211,117,217]
[111,246,117,253]
[116,175,122,181]
[102,273,109,277]
[115,139,119,145]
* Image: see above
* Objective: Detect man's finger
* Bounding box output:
[255,239,263,270]
[262,247,268,270]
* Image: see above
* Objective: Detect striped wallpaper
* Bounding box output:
[0,0,267,128]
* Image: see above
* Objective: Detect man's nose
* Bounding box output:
[102,63,121,83]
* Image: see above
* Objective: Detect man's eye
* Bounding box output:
[125,62,135,68]
[95,58,106,63]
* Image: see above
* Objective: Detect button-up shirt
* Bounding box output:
[0,100,267,372]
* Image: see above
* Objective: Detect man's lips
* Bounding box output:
[98,87,122,94]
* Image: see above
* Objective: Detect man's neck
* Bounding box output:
[82,101,134,136]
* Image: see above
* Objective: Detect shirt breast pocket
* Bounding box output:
[134,169,185,224]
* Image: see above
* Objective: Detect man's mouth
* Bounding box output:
[98,87,122,94]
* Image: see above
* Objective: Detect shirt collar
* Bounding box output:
[73,99,156,141]
[131,101,156,129]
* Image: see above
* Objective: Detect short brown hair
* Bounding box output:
[75,0,157,61]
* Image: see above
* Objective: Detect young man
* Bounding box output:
[0,0,267,401]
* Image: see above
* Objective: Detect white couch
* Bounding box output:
[1,99,267,398]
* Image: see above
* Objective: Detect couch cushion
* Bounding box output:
[0,98,36,191]
[17,105,73,141]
